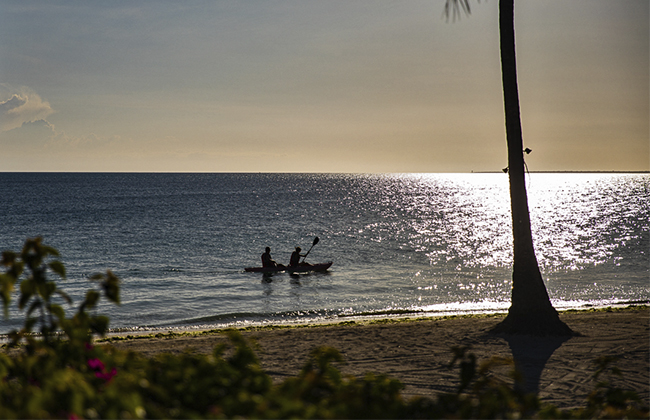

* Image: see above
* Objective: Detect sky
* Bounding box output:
[0,0,648,173]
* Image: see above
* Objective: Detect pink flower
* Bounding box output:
[88,357,117,383]
[95,367,117,382]
[87,358,105,371]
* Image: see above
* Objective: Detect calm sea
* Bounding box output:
[0,173,647,335]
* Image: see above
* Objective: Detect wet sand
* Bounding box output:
[108,307,649,409]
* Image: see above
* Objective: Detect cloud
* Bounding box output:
[14,118,55,133]
[1,119,55,151]
[1,117,122,160]
[0,85,54,131]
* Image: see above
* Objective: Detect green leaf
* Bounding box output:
[41,244,60,258]
[26,300,42,318]
[48,303,65,321]
[0,274,16,317]
[24,317,37,332]
[19,278,36,294]
[0,273,16,289]
[48,260,66,279]
[18,293,31,310]
[102,270,121,305]
[8,260,24,279]
[1,292,10,318]
[18,279,36,310]
[84,290,100,310]
[90,315,110,335]
[0,352,13,379]
[1,251,17,266]
[38,281,57,301]
[89,273,105,282]
[55,288,73,305]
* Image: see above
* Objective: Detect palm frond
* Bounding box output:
[443,0,473,22]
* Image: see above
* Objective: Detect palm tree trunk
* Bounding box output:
[491,0,572,336]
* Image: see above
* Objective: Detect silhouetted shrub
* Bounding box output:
[1,238,647,418]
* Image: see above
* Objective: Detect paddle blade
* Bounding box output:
[313,237,319,246]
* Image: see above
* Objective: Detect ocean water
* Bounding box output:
[0,173,647,335]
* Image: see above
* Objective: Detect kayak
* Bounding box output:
[244,262,333,273]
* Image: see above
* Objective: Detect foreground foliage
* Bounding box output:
[1,239,647,419]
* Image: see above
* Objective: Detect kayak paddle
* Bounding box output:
[301,236,319,262]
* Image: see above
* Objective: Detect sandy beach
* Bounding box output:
[108,307,649,409]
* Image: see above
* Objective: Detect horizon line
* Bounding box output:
[0,170,648,175]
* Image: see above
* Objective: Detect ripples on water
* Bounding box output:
[0,173,647,333]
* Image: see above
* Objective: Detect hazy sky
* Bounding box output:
[1,1,648,172]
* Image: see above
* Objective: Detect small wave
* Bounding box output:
[172,309,340,326]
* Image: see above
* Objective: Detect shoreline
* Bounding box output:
[107,306,649,409]
[96,301,650,341]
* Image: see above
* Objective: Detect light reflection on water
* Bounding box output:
[330,172,647,319]
[386,173,648,275]
[528,174,648,274]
